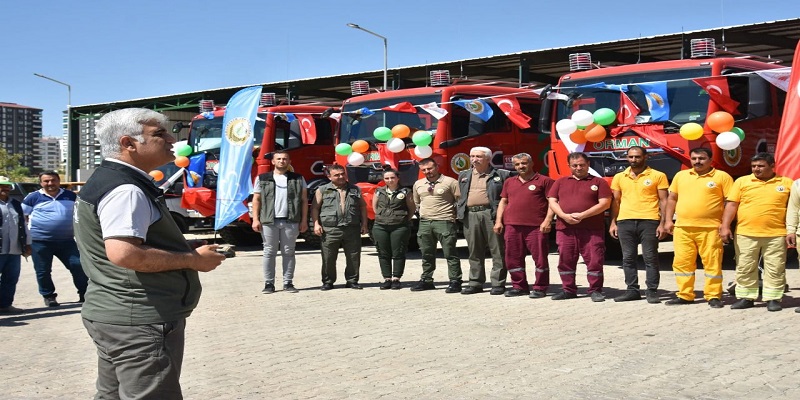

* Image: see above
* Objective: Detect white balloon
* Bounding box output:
[555,119,578,136]
[571,110,594,127]
[716,131,741,151]
[212,163,220,173]
[347,152,365,166]
[414,145,433,158]
[386,138,406,153]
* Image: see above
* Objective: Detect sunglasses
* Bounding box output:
[427,181,436,194]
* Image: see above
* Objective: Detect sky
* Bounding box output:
[2,0,799,137]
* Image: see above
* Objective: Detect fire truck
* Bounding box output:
[337,72,550,245]
[177,95,337,246]
[542,38,786,182]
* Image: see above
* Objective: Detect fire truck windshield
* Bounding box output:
[339,95,441,143]
[557,67,713,125]
[189,113,266,153]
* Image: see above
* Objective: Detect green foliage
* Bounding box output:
[0,148,30,181]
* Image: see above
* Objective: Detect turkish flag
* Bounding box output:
[381,101,417,113]
[775,40,800,179]
[377,142,399,170]
[692,77,740,115]
[296,114,317,144]
[492,95,531,129]
[616,92,641,126]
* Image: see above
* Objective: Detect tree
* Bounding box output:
[0,148,30,181]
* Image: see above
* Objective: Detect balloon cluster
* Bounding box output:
[149,143,193,181]
[335,124,435,166]
[555,108,616,144]
[678,111,745,151]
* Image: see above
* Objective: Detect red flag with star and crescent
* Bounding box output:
[775,40,800,179]
[492,95,531,129]
[296,114,317,144]
[692,77,740,115]
[616,91,641,126]
[380,102,417,113]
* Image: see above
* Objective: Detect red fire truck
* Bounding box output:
[178,96,337,245]
[336,72,550,244]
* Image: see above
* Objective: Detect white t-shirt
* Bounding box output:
[253,173,307,219]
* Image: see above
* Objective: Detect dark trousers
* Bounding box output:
[463,209,506,287]
[372,222,410,279]
[30,239,88,297]
[0,254,21,308]
[617,219,661,291]
[417,219,461,282]
[320,225,361,284]
[83,318,186,400]
[556,228,605,294]
[504,224,550,291]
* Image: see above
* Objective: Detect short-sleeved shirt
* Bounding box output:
[669,168,733,228]
[253,174,307,218]
[548,175,612,230]
[97,160,161,240]
[413,175,460,222]
[500,173,554,226]
[728,174,793,237]
[22,189,77,241]
[611,166,669,221]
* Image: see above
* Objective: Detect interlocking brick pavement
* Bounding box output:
[2,237,800,399]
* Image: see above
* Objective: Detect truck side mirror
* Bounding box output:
[172,122,186,134]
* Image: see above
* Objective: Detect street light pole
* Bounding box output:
[346,23,388,91]
[34,73,73,180]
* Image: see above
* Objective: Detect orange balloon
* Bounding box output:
[584,124,607,142]
[351,139,369,153]
[707,111,735,133]
[174,156,190,168]
[569,129,587,144]
[149,170,165,181]
[391,124,411,139]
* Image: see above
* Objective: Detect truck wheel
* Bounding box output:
[171,212,189,234]
[219,226,262,247]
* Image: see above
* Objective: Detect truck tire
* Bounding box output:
[219,226,262,247]
[171,212,189,234]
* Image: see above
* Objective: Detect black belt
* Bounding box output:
[467,205,490,212]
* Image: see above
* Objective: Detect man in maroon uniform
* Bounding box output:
[547,152,612,302]
[494,153,555,298]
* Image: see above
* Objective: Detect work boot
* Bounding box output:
[730,298,754,309]
[646,290,661,304]
[613,290,641,302]
[767,300,782,312]
[43,295,59,307]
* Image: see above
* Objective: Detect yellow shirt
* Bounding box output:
[669,168,733,228]
[728,174,793,237]
[611,166,669,221]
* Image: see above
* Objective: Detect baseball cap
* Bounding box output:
[0,176,13,186]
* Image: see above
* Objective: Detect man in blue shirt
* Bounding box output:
[22,171,88,307]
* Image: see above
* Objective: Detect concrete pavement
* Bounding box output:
[2,237,800,399]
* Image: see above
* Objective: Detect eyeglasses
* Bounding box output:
[427,181,436,194]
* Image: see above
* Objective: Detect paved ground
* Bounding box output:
[3,235,800,399]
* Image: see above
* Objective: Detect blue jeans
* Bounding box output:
[0,254,21,308]
[30,240,88,297]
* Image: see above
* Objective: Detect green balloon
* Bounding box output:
[731,127,745,141]
[593,108,617,126]
[412,130,433,146]
[175,144,192,157]
[373,126,393,141]
[335,143,353,156]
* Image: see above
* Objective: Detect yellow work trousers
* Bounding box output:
[734,235,786,301]
[672,226,723,301]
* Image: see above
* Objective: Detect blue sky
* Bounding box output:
[2,0,798,137]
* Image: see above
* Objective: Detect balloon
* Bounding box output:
[212,163,219,174]
[556,119,578,136]
[149,170,164,181]
[174,144,192,157]
[351,140,369,153]
[584,124,606,142]
[716,131,741,150]
[373,127,393,141]
[335,143,353,156]
[707,111,735,133]
[679,122,704,140]
[391,124,411,139]
[593,108,617,126]
[347,152,365,166]
[386,138,406,153]
[414,145,433,158]
[412,130,433,146]
[731,127,745,141]
[569,129,587,145]
[571,110,594,127]
[174,156,190,168]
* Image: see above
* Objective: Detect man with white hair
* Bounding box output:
[457,147,511,295]
[74,108,225,398]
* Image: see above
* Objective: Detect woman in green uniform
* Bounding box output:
[372,170,416,289]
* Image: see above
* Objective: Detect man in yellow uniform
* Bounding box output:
[664,148,733,308]
[720,153,792,312]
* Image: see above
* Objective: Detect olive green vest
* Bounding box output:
[257,171,304,224]
[318,182,362,228]
[374,187,410,225]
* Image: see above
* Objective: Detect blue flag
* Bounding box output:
[637,82,670,121]
[214,86,262,230]
[454,99,493,122]
[186,153,206,188]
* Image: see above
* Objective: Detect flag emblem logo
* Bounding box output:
[225,118,251,146]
